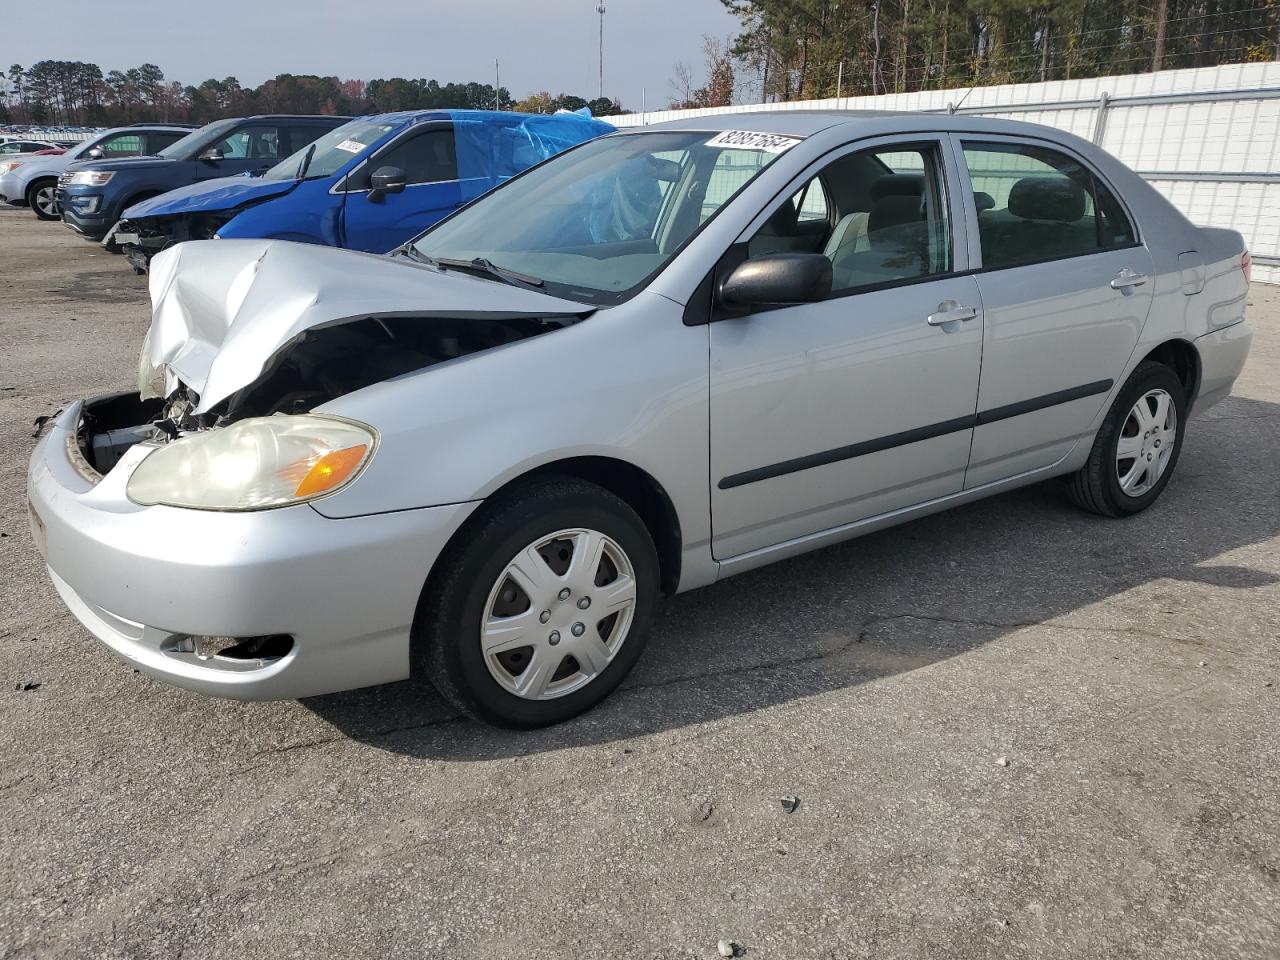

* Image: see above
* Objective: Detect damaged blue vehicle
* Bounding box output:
[110,109,615,272]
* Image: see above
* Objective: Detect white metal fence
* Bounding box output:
[613,61,1280,284]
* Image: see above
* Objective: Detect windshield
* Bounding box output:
[158,119,237,160]
[410,129,798,304]
[262,119,398,181]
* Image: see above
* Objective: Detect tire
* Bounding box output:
[415,477,660,728]
[1065,360,1187,517]
[25,179,59,220]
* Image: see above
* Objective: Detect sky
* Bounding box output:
[3,0,743,110]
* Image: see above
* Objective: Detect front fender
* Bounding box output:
[216,187,342,247]
[307,292,712,567]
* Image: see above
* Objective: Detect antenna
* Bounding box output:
[596,1,606,100]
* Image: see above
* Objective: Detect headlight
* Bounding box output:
[126,415,376,510]
[0,160,23,175]
[68,170,114,186]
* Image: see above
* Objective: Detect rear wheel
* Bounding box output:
[416,477,659,728]
[25,179,59,220]
[1065,361,1187,517]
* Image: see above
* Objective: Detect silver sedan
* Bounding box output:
[28,111,1252,727]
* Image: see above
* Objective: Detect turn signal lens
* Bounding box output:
[292,444,369,497]
[1242,250,1252,284]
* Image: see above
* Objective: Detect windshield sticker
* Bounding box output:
[334,139,366,154]
[705,130,802,154]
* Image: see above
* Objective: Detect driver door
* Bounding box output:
[339,127,461,253]
[709,136,984,559]
[194,123,281,182]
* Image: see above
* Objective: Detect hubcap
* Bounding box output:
[480,528,637,700]
[35,186,57,216]
[1116,388,1177,497]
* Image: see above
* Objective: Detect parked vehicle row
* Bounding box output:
[109,109,617,269]
[2,125,196,220]
[27,110,1251,727]
[5,110,614,274]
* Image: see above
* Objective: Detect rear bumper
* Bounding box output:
[27,399,478,700]
[1191,320,1252,415]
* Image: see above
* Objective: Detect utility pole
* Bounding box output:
[596,1,606,100]
[494,59,500,110]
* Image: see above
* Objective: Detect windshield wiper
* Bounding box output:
[391,245,437,265]
[295,143,317,181]
[432,256,545,289]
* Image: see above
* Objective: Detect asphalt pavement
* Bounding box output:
[1,205,1277,959]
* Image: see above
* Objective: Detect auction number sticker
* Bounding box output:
[705,130,802,154]
[334,139,366,153]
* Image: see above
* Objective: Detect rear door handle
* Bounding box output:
[927,305,978,326]
[1110,268,1149,290]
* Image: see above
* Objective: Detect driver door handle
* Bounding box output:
[927,304,978,326]
[1110,268,1149,290]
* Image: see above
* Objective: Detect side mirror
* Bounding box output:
[198,148,224,162]
[368,165,407,202]
[85,147,104,160]
[718,252,833,310]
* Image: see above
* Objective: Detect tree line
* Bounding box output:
[0,61,627,127]
[718,0,1280,102]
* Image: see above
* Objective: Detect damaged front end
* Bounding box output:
[82,238,593,499]
[114,212,234,275]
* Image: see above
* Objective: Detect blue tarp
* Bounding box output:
[451,109,615,201]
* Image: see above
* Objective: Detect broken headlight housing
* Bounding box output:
[126,415,376,510]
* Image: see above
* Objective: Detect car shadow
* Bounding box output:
[301,394,1280,760]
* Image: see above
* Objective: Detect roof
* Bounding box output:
[640,109,1069,142]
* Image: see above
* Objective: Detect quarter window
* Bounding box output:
[747,144,951,294]
[962,141,1136,270]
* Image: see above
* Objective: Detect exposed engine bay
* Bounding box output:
[78,313,574,476]
[116,213,235,273]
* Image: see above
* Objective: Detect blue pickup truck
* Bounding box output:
[109,109,614,270]
[56,115,349,241]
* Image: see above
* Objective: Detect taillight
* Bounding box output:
[1242,250,1252,284]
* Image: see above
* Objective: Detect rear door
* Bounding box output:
[339,126,461,253]
[951,135,1154,487]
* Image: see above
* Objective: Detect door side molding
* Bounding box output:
[718,378,1113,489]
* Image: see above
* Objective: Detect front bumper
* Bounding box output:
[27,400,477,700]
[57,188,112,238]
[0,172,25,203]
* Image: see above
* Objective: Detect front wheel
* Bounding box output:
[25,180,59,220]
[416,477,660,728]
[1065,360,1187,517]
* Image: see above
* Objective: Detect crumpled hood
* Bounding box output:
[146,239,594,414]
[123,175,295,220]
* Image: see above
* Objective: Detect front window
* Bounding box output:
[158,119,238,160]
[410,130,799,304]
[262,120,398,181]
[746,144,951,293]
